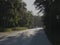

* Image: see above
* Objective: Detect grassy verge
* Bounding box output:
[0,27,28,32]
[12,27,28,31]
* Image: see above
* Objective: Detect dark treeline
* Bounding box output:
[0,0,34,31]
[34,0,60,45]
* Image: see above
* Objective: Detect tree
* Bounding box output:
[34,0,60,45]
[32,16,43,27]
[0,0,34,31]
[26,11,34,28]
[0,0,22,28]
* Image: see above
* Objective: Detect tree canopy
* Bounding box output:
[0,0,34,31]
[34,0,60,45]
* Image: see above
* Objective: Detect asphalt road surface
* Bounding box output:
[0,28,52,45]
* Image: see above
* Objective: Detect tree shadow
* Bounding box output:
[0,32,34,45]
[29,29,52,45]
[0,29,52,45]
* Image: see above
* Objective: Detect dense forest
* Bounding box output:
[0,0,42,32]
[34,0,60,45]
[0,0,34,32]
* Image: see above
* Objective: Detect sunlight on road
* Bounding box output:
[0,27,52,45]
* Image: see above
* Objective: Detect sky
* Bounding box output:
[22,0,43,16]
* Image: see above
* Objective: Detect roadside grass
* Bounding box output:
[12,27,28,31]
[0,27,28,32]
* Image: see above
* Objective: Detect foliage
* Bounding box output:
[33,16,43,27]
[0,0,34,31]
[34,0,60,45]
[0,0,22,27]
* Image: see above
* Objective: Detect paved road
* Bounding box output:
[0,28,52,45]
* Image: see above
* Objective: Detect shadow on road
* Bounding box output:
[0,32,33,45]
[0,29,52,45]
[29,29,52,45]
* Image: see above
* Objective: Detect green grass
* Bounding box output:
[0,27,28,32]
[12,27,28,31]
[4,28,12,32]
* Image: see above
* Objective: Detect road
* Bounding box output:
[0,28,52,45]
